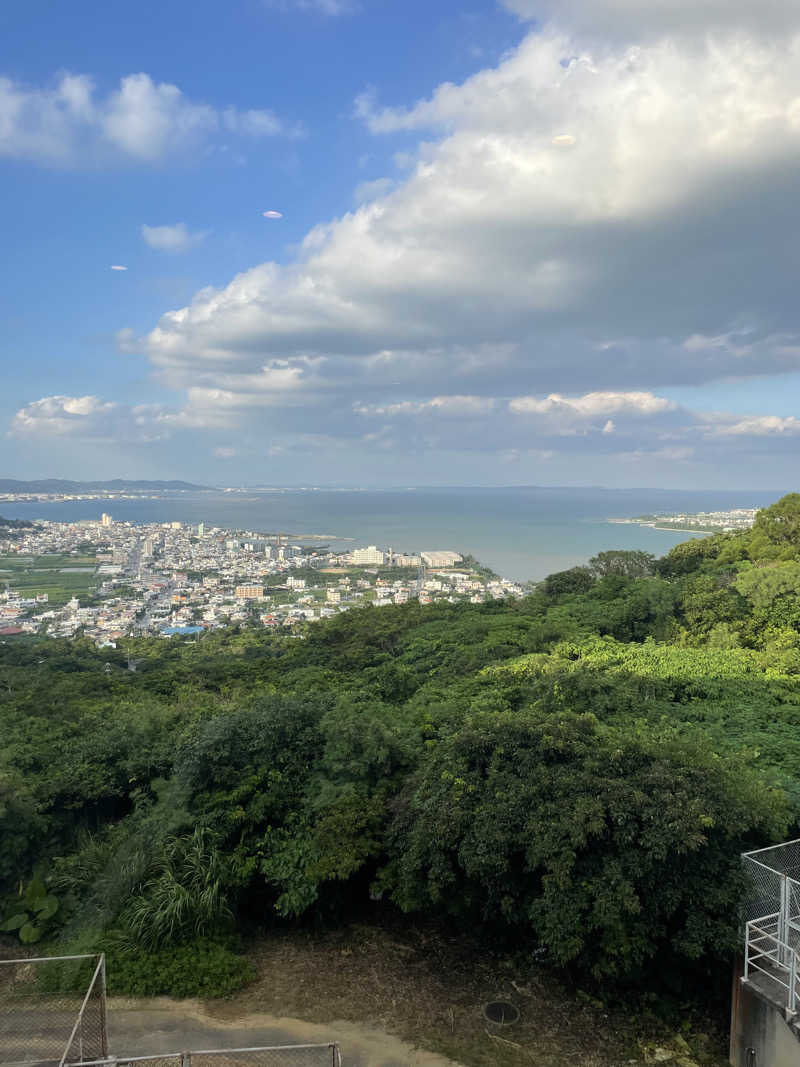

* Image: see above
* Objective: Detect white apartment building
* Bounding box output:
[393,554,421,567]
[421,551,462,568]
[352,545,385,565]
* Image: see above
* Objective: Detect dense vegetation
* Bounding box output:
[0,515,36,530]
[3,495,800,1001]
[0,516,35,533]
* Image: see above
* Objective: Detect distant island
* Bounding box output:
[611,506,758,534]
[0,478,209,493]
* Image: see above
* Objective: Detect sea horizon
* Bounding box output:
[1,485,783,583]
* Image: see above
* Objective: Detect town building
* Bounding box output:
[352,545,385,565]
[235,585,264,599]
[421,551,462,567]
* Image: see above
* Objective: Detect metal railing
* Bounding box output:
[0,954,107,1067]
[69,1046,341,1067]
[1,953,339,1067]
[59,956,107,1067]
[743,914,800,1016]
[741,839,800,1015]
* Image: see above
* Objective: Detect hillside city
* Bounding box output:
[0,516,525,644]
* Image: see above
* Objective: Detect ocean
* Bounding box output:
[1,486,783,582]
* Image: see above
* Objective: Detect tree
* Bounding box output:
[0,772,46,893]
[678,574,749,641]
[588,550,656,579]
[383,710,787,980]
[656,534,727,578]
[749,494,800,558]
[543,566,594,598]
[734,562,800,609]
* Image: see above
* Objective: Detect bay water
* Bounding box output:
[2,486,783,582]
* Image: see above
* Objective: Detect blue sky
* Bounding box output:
[2,0,800,488]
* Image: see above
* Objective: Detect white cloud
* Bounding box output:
[110,264,128,271]
[618,445,696,463]
[115,327,140,353]
[499,0,800,41]
[144,24,800,417]
[71,5,793,481]
[353,177,395,205]
[509,391,675,417]
[0,72,292,167]
[212,446,239,458]
[141,222,207,253]
[355,395,496,417]
[222,107,282,137]
[8,395,181,442]
[264,0,357,13]
[704,414,800,436]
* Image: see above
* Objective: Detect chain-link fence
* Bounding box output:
[59,956,106,1067]
[741,839,800,1014]
[1,953,337,1067]
[0,954,107,1067]
[72,1047,341,1067]
[742,852,784,925]
[79,1058,183,1067]
[191,1046,340,1067]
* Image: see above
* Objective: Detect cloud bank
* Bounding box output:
[10,395,182,443]
[10,0,800,482]
[0,72,293,166]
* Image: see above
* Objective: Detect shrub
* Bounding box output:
[105,938,254,998]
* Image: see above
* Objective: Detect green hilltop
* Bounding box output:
[3,493,800,1020]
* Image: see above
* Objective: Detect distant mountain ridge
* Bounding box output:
[0,479,210,493]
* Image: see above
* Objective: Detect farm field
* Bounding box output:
[0,554,97,606]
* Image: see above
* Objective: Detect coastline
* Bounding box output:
[608,518,715,536]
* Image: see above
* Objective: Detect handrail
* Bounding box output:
[192,1047,340,1055]
[743,838,800,858]
[744,919,800,1016]
[0,953,99,966]
[66,1048,342,1067]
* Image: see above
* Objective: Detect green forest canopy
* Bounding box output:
[3,494,800,997]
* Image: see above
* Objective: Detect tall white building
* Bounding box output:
[421,551,462,568]
[101,513,113,527]
[352,545,385,565]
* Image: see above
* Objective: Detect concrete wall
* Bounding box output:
[730,961,800,1066]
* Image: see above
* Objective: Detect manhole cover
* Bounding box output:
[483,1000,520,1025]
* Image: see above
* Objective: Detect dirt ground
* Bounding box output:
[0,923,730,1067]
[203,921,729,1067]
[108,1000,460,1067]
